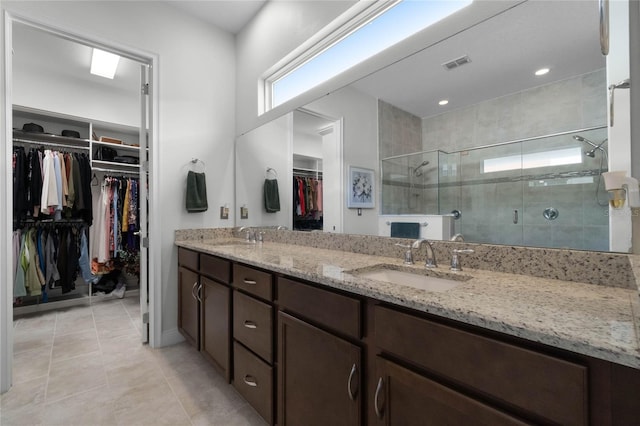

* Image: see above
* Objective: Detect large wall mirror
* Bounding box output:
[236,1,629,252]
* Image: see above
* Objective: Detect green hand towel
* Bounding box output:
[264,179,280,213]
[186,171,208,213]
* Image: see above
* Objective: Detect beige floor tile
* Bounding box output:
[111,380,191,426]
[0,376,47,413]
[46,353,107,402]
[152,342,212,378]
[11,346,51,384]
[13,311,57,333]
[54,311,95,336]
[191,402,267,426]
[94,317,138,340]
[41,385,118,426]
[106,356,166,391]
[91,301,128,321]
[0,404,46,426]
[13,329,54,355]
[100,334,152,367]
[51,329,99,360]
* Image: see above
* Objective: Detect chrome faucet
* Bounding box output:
[450,233,465,242]
[276,225,288,230]
[238,226,255,242]
[450,249,474,272]
[411,239,437,268]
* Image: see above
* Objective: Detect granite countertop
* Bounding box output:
[176,238,640,369]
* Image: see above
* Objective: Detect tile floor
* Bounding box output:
[0,296,267,426]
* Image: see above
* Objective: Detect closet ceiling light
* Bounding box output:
[90,48,120,79]
[438,99,449,106]
[534,67,550,76]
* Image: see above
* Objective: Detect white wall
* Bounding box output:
[305,86,378,235]
[2,1,236,346]
[235,113,293,229]
[235,0,355,135]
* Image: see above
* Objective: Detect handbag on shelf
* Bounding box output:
[95,146,118,161]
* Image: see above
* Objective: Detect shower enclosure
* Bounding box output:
[381,126,609,251]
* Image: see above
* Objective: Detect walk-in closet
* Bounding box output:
[10,22,150,338]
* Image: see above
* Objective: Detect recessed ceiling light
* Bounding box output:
[438,99,449,106]
[90,48,120,79]
[535,67,550,76]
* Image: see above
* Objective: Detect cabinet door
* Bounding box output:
[201,277,231,382]
[371,357,529,426]
[278,312,361,426]
[178,266,199,348]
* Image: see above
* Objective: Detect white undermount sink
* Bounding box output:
[352,265,471,292]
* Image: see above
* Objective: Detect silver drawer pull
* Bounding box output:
[347,363,358,401]
[374,377,384,419]
[243,375,258,387]
[244,321,257,329]
[243,279,257,285]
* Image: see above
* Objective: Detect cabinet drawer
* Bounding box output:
[375,306,587,426]
[178,247,198,271]
[200,254,231,284]
[233,264,273,301]
[374,356,528,425]
[278,277,361,339]
[233,341,273,425]
[233,291,273,363]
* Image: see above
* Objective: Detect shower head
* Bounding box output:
[413,160,430,176]
[584,139,607,158]
[574,135,607,157]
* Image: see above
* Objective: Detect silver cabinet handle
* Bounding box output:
[243,279,257,285]
[374,377,384,419]
[243,320,257,329]
[191,282,198,300]
[243,375,258,387]
[196,284,202,303]
[347,363,357,401]
[513,209,518,224]
[599,0,609,55]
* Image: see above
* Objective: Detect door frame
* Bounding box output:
[1,11,162,393]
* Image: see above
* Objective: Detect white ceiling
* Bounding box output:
[166,0,267,34]
[351,0,605,118]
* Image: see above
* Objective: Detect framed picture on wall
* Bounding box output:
[347,166,375,208]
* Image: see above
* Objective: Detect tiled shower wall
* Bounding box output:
[379,69,610,251]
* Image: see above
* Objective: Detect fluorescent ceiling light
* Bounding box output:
[90,48,120,79]
[438,99,449,106]
[535,67,550,76]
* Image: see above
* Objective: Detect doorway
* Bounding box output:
[2,15,159,393]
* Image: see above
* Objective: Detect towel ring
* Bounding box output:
[191,158,206,170]
[266,167,278,179]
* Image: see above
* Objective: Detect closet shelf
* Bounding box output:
[93,140,143,152]
[13,130,91,149]
[92,160,141,170]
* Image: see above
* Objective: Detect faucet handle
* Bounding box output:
[450,249,474,272]
[395,243,414,265]
[257,231,264,243]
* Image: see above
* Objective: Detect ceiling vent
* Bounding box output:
[442,55,471,70]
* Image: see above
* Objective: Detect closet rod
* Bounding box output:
[13,138,90,152]
[293,170,323,178]
[92,167,141,176]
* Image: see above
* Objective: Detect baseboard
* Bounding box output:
[160,328,185,347]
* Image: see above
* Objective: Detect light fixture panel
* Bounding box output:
[90,48,120,79]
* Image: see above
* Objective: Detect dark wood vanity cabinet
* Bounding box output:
[177,249,199,348]
[232,263,275,425]
[373,305,587,425]
[277,277,363,426]
[177,247,640,425]
[372,356,528,426]
[177,248,232,381]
